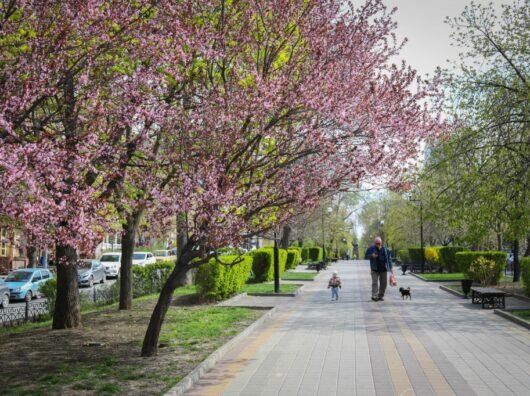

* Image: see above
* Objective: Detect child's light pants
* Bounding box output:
[331,287,339,300]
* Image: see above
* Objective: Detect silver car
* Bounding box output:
[77,259,106,287]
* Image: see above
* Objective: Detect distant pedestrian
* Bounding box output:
[346,250,351,261]
[365,236,393,301]
[328,271,342,301]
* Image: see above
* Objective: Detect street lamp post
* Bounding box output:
[273,229,280,293]
[408,196,425,274]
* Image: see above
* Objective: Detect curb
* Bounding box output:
[165,306,279,396]
[494,309,530,331]
[411,273,465,282]
[439,285,466,298]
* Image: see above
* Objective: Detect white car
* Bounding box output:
[132,252,156,267]
[99,252,122,279]
[153,250,177,262]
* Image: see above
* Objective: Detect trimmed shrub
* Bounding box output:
[468,257,500,286]
[397,249,410,263]
[286,248,302,270]
[455,251,506,283]
[249,248,287,282]
[521,257,530,297]
[438,246,466,273]
[38,277,57,317]
[301,247,323,262]
[408,248,423,264]
[195,255,253,301]
[132,261,175,297]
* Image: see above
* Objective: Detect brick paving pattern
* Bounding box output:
[184,260,530,396]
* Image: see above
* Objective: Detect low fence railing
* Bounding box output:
[0,301,49,327]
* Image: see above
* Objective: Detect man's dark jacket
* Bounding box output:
[365,245,393,272]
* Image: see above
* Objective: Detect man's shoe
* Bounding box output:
[378,297,384,301]
[371,296,378,301]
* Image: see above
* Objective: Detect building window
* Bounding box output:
[0,227,7,257]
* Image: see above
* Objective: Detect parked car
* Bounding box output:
[153,250,177,262]
[0,278,10,308]
[99,252,122,279]
[77,259,106,287]
[132,252,156,267]
[5,268,53,301]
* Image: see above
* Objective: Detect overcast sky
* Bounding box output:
[383,0,508,78]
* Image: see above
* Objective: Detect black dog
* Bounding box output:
[399,287,411,300]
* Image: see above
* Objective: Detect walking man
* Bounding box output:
[365,236,393,301]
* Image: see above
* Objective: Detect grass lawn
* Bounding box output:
[446,285,464,293]
[0,286,264,395]
[511,310,530,321]
[241,283,301,294]
[281,271,318,281]
[419,273,466,281]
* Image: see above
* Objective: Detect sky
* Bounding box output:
[383,0,508,78]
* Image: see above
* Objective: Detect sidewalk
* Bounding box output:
[185,260,530,396]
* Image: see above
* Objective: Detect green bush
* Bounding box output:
[217,247,247,256]
[397,249,409,263]
[468,256,502,286]
[521,257,530,297]
[301,247,323,262]
[455,251,506,283]
[39,277,57,317]
[249,248,287,282]
[408,248,423,264]
[195,255,253,301]
[286,248,302,270]
[438,246,466,273]
[132,261,175,297]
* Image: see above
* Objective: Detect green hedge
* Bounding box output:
[195,255,253,301]
[286,247,302,270]
[132,261,176,297]
[455,251,506,283]
[249,248,287,282]
[438,246,466,273]
[301,247,323,262]
[521,257,530,297]
[397,249,410,263]
[408,248,423,264]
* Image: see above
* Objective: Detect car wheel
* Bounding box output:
[25,290,33,302]
[100,275,105,284]
[0,293,8,308]
[88,276,94,288]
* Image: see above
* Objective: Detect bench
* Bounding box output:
[471,287,506,309]
[306,261,327,271]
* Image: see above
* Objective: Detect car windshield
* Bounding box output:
[100,254,120,262]
[78,261,92,269]
[6,271,32,282]
[154,251,168,257]
[133,253,147,260]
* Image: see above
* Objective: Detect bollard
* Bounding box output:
[25,299,30,322]
[93,285,97,304]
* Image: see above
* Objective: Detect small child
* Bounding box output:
[328,271,342,301]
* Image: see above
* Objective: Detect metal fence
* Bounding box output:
[0,301,50,327]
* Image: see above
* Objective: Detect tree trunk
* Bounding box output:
[27,246,36,268]
[175,212,192,285]
[141,246,192,357]
[497,232,503,252]
[52,244,81,329]
[524,234,530,257]
[280,225,291,249]
[119,210,143,310]
[513,239,520,283]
